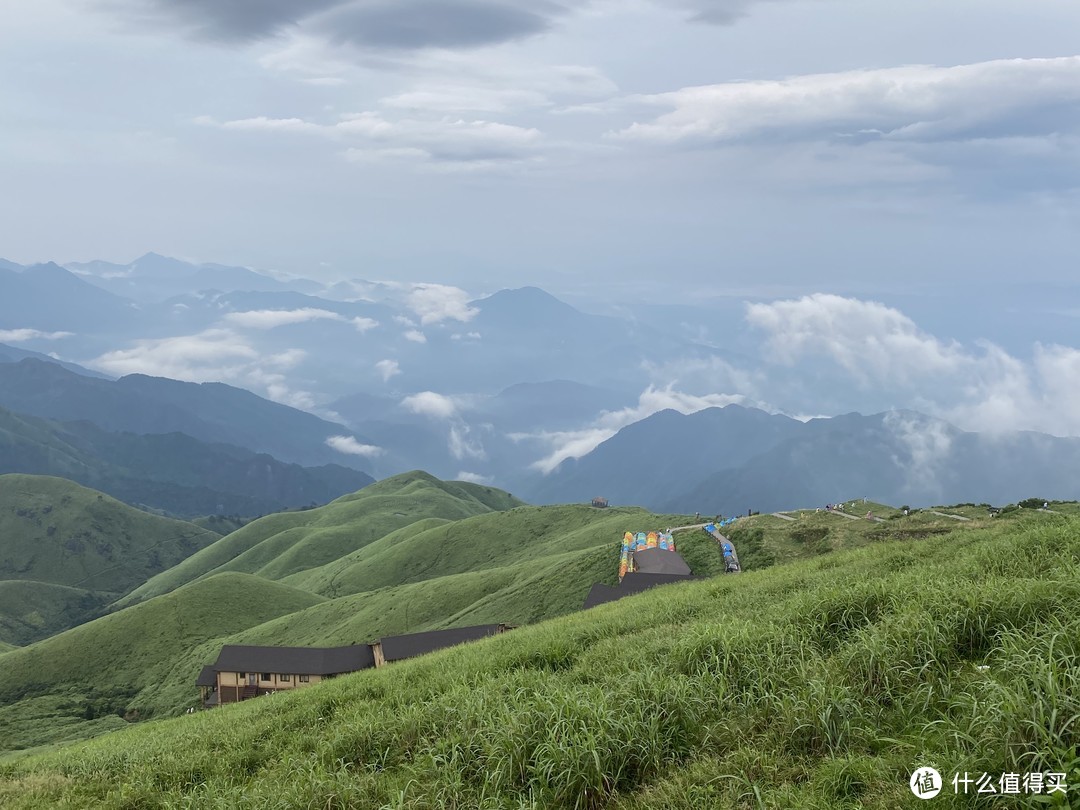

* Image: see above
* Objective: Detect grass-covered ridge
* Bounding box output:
[2,512,1077,808]
[117,471,525,606]
[0,475,219,644]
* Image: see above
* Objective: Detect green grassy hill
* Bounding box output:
[0,572,324,753]
[0,475,219,594]
[2,510,1077,808]
[117,472,526,606]
[0,480,709,755]
[285,504,702,597]
[0,475,221,645]
[0,582,111,648]
[0,641,15,654]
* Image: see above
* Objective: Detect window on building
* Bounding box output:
[280,674,291,682]
[260,673,272,682]
[299,675,310,683]
[238,672,245,679]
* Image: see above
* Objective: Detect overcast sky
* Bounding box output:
[3,0,1080,299]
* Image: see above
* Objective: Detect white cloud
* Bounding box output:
[381,85,550,113]
[92,329,258,381]
[325,435,384,458]
[448,425,486,461]
[375,358,401,381]
[455,471,493,485]
[393,315,417,327]
[0,329,74,342]
[883,410,955,497]
[403,329,427,344]
[351,316,378,332]
[407,283,478,325]
[401,391,458,419]
[204,109,543,167]
[745,294,966,387]
[612,56,1080,146]
[746,294,1080,438]
[224,308,345,329]
[522,385,747,473]
[91,329,321,410]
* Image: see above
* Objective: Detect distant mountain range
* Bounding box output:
[0,404,373,517]
[5,251,1080,512]
[66,252,324,302]
[526,405,1080,513]
[0,359,375,472]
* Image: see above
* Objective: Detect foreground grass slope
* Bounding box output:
[3,512,1077,809]
[118,472,524,606]
[0,573,324,753]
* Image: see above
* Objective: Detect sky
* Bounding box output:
[3,0,1080,299]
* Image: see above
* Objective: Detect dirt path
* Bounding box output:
[930,511,971,522]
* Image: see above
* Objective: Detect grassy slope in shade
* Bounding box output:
[117,472,525,606]
[2,513,1078,809]
[0,474,218,594]
[0,573,323,713]
[0,581,111,648]
[0,405,375,519]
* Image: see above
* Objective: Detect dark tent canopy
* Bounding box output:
[632,548,692,576]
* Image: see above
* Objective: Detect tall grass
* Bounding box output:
[1,518,1078,808]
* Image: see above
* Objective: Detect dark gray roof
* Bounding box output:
[378,625,503,663]
[632,548,692,576]
[582,572,701,610]
[196,665,217,687]
[582,583,621,609]
[213,644,375,675]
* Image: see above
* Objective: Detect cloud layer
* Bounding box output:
[614,57,1080,146]
[0,329,74,342]
[325,434,384,457]
[746,294,1080,438]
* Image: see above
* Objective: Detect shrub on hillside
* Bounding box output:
[728,526,775,570]
[788,526,832,555]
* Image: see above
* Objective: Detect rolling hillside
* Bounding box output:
[0,475,219,595]
[0,475,222,645]
[118,471,524,605]
[1,508,1076,808]
[0,475,713,753]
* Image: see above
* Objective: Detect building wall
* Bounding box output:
[216,671,324,693]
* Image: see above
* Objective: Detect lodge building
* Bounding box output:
[197,624,513,708]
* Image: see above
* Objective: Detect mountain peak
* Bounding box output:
[474,287,583,327]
